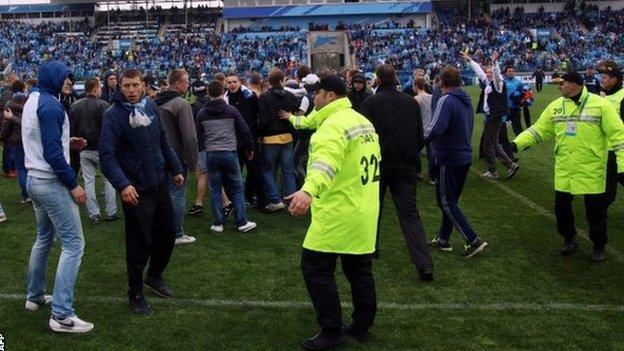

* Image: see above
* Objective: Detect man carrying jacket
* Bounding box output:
[285,75,380,350]
[360,64,433,282]
[426,66,489,258]
[513,71,624,262]
[154,69,198,245]
[70,77,117,223]
[100,69,184,314]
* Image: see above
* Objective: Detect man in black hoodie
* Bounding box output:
[347,74,372,113]
[225,73,263,206]
[360,64,434,282]
[188,79,211,215]
[257,69,300,212]
[101,70,117,103]
[154,69,198,245]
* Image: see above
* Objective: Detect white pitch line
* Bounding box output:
[1,293,623,312]
[470,168,624,263]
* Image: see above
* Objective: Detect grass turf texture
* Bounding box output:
[1,85,623,350]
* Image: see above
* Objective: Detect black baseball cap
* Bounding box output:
[316,75,347,95]
[600,62,623,81]
[351,74,365,84]
[560,71,584,85]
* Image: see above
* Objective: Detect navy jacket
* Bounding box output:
[99,90,182,193]
[424,88,474,166]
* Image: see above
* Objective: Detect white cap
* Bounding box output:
[302,73,320,85]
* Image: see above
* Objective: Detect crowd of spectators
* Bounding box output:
[0,4,622,83]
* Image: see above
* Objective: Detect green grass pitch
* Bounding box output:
[1,85,623,350]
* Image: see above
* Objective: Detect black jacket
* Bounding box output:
[257,86,300,137]
[70,96,110,150]
[348,88,372,113]
[360,84,423,169]
[227,88,259,138]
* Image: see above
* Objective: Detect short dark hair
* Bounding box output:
[250,72,263,86]
[375,64,397,86]
[296,66,311,81]
[504,66,515,73]
[25,78,37,87]
[10,80,25,93]
[120,69,144,85]
[168,69,188,85]
[85,77,100,93]
[268,69,285,87]
[213,73,226,83]
[439,66,462,88]
[208,80,224,98]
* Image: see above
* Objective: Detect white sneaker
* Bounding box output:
[265,202,285,212]
[0,212,6,223]
[210,225,224,233]
[481,171,499,179]
[49,315,94,334]
[238,221,257,233]
[174,235,196,245]
[25,295,52,311]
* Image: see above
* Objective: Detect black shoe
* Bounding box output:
[188,204,203,215]
[89,215,100,224]
[105,214,118,222]
[591,247,605,262]
[128,292,152,315]
[507,163,520,179]
[144,277,173,298]
[343,324,369,343]
[302,331,344,350]
[419,267,434,282]
[560,241,578,256]
[223,203,234,218]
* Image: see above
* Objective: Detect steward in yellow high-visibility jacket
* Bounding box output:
[284,75,379,349]
[512,72,624,262]
[598,61,624,205]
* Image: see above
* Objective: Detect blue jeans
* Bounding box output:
[168,166,188,238]
[26,176,85,318]
[8,145,28,199]
[260,143,297,203]
[205,151,247,227]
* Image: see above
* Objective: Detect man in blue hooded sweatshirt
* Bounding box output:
[424,66,489,258]
[22,60,94,333]
[100,69,184,315]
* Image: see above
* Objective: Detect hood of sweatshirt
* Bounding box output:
[153,90,181,106]
[447,88,472,107]
[37,60,72,96]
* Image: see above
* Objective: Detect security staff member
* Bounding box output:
[601,62,624,205]
[285,75,380,350]
[512,71,624,262]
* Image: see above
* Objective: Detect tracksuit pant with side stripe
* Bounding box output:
[434,163,479,244]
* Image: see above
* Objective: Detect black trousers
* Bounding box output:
[121,182,176,294]
[522,105,532,129]
[293,135,311,189]
[536,81,543,92]
[605,151,624,205]
[554,191,609,249]
[377,165,433,271]
[237,145,263,203]
[508,107,523,136]
[301,249,376,334]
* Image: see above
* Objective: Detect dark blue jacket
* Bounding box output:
[99,90,182,193]
[424,88,474,166]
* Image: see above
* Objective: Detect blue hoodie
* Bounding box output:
[21,60,77,189]
[99,90,182,193]
[424,88,474,166]
[504,76,522,109]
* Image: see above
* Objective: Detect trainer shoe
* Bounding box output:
[105,214,118,222]
[591,247,606,263]
[49,315,94,333]
[223,203,234,218]
[144,277,173,298]
[560,241,578,256]
[265,202,285,212]
[429,237,453,252]
[343,324,369,343]
[210,224,224,233]
[0,207,6,223]
[175,235,196,245]
[188,204,203,215]
[302,331,344,350]
[89,215,100,224]
[481,171,499,179]
[507,163,520,179]
[419,267,434,282]
[238,221,257,233]
[25,295,52,311]
[128,292,152,315]
[462,238,488,258]
[21,197,32,204]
